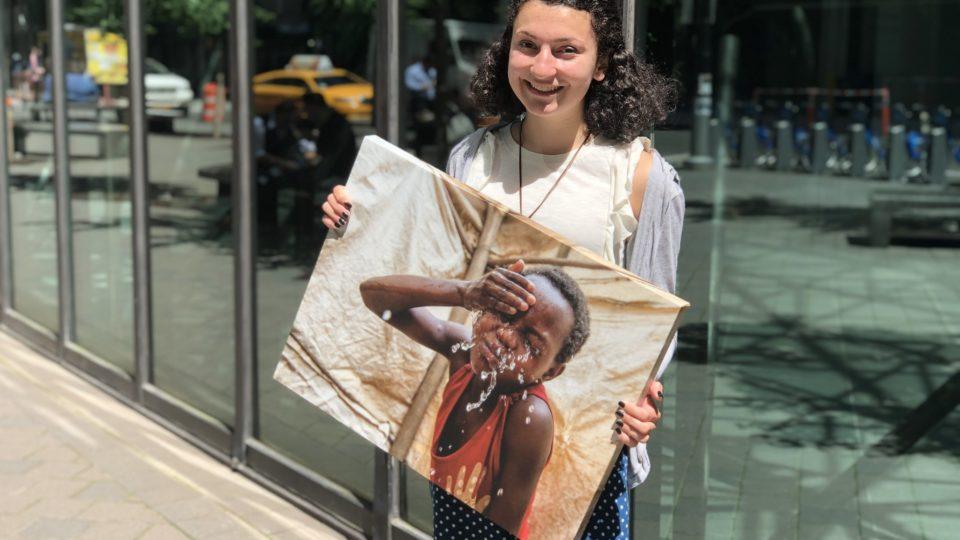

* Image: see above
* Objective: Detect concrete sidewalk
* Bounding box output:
[0,330,343,539]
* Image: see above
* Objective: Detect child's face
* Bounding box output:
[469,275,574,388]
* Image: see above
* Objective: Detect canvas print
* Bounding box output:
[274,136,688,539]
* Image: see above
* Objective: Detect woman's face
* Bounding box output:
[507,0,604,120]
[469,275,574,388]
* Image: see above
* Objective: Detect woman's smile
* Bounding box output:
[523,80,563,97]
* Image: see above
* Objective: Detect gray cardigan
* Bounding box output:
[446,127,685,488]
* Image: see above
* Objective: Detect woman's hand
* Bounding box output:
[462,260,537,315]
[321,185,351,230]
[615,380,664,447]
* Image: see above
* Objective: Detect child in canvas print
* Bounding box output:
[359,260,590,537]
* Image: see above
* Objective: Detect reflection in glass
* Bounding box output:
[4,0,59,332]
[402,10,501,168]
[145,1,234,425]
[629,2,960,538]
[62,4,134,371]
[252,0,376,500]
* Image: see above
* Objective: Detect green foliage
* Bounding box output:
[66,0,269,37]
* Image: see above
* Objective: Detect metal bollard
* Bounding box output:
[811,121,829,174]
[888,125,906,181]
[739,117,757,168]
[687,73,714,169]
[928,127,948,185]
[709,118,723,164]
[849,123,867,177]
[775,120,793,171]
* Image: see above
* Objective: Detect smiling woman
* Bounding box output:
[323,1,680,537]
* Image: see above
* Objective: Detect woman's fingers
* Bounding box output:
[331,184,352,209]
[620,399,661,424]
[615,420,653,447]
[326,193,350,220]
[321,195,350,230]
[646,380,664,403]
[619,410,657,438]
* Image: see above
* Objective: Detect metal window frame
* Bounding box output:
[229,0,257,468]
[126,0,153,402]
[48,0,74,351]
[374,1,404,538]
[0,0,12,320]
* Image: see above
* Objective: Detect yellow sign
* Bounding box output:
[83,29,128,85]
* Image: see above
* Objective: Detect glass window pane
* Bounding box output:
[145,1,234,425]
[253,0,376,500]
[633,1,960,538]
[63,2,134,371]
[4,0,58,332]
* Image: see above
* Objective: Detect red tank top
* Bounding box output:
[430,365,552,539]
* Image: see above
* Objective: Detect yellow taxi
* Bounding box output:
[252,68,373,123]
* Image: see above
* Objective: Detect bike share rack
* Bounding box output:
[722,86,956,185]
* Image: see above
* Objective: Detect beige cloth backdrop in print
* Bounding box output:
[274,136,688,539]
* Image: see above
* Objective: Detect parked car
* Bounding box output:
[144,58,194,118]
[285,54,334,72]
[252,68,373,123]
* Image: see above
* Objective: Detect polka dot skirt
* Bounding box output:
[430,449,631,539]
[431,484,511,539]
[583,449,631,539]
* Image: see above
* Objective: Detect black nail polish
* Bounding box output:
[617,401,625,408]
[338,216,345,226]
[615,410,624,418]
[334,221,341,229]
[344,202,352,210]
[615,420,623,427]
[615,428,622,434]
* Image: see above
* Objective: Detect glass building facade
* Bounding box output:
[1,0,957,538]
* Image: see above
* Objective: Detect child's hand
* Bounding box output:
[462,260,537,315]
[321,185,352,230]
[614,380,664,447]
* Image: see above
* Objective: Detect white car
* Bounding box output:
[144,58,194,118]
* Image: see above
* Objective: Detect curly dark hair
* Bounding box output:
[470,0,677,143]
[522,266,590,365]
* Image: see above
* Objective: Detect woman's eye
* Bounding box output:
[559,46,578,55]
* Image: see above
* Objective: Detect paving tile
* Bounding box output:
[17,517,92,538]
[174,512,259,538]
[75,519,152,539]
[72,480,131,502]
[139,523,192,540]
[17,498,93,522]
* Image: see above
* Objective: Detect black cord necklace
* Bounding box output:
[518,117,590,218]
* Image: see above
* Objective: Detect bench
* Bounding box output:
[869,188,960,246]
[30,99,129,124]
[21,120,128,159]
[197,163,233,198]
